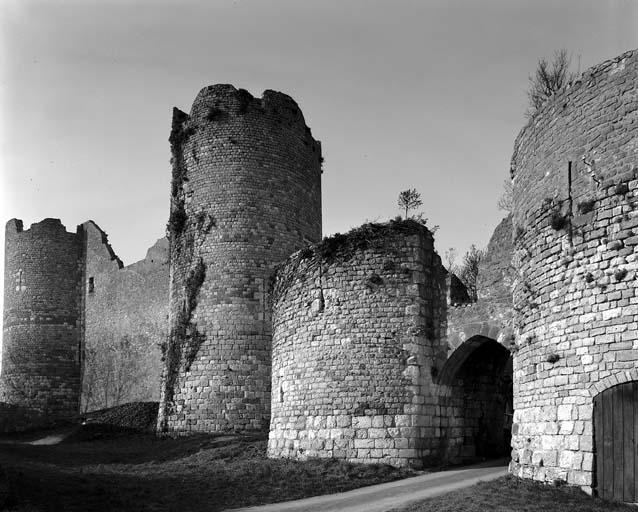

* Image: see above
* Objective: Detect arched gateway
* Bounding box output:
[438,335,513,463]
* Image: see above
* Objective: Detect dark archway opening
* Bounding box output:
[440,336,512,464]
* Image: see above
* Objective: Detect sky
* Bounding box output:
[1,0,637,337]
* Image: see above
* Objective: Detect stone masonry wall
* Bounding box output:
[442,216,514,464]
[82,221,168,411]
[509,49,638,490]
[268,221,448,467]
[447,215,515,354]
[158,85,322,433]
[1,218,83,419]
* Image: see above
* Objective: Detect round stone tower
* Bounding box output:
[158,85,322,433]
[509,49,638,496]
[1,218,84,419]
[267,221,448,467]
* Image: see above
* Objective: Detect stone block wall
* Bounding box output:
[509,49,638,490]
[158,85,322,433]
[1,218,83,419]
[447,215,515,354]
[442,216,514,464]
[82,221,168,411]
[268,221,449,467]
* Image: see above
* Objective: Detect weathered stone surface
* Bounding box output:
[1,218,83,420]
[82,223,168,411]
[158,85,322,433]
[267,221,448,466]
[1,218,169,424]
[508,49,638,491]
[447,215,515,356]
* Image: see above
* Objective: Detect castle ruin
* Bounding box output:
[1,219,168,417]
[158,85,322,433]
[508,49,638,499]
[1,49,637,501]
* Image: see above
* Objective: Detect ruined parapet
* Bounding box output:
[268,220,448,467]
[509,49,638,492]
[158,85,322,433]
[477,215,514,302]
[82,222,168,411]
[1,218,84,420]
[447,215,515,354]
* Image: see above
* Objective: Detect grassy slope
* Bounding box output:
[0,432,415,512]
[390,475,637,512]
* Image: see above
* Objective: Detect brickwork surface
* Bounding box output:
[158,85,322,433]
[82,222,168,411]
[509,49,638,489]
[1,218,83,419]
[268,221,449,466]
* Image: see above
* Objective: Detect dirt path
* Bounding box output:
[226,459,509,512]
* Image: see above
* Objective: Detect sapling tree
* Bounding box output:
[458,244,485,302]
[398,189,423,219]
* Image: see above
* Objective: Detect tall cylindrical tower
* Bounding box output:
[158,85,322,433]
[1,218,84,419]
[509,50,638,494]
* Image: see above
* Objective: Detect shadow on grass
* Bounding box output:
[1,433,415,512]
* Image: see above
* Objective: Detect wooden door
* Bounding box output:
[594,381,637,502]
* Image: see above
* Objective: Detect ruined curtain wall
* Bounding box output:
[268,223,448,467]
[509,49,638,489]
[82,222,168,411]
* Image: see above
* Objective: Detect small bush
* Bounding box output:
[577,199,596,214]
[298,247,314,260]
[195,212,216,234]
[167,202,187,237]
[546,353,560,364]
[615,183,629,195]
[614,268,628,282]
[550,211,568,231]
[366,273,383,287]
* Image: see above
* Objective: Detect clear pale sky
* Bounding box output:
[1,1,637,337]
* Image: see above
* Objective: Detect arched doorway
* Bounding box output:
[438,335,512,463]
[594,380,637,502]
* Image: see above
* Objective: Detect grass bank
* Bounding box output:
[0,429,415,511]
[390,474,636,512]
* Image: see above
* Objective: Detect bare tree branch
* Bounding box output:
[526,49,576,118]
